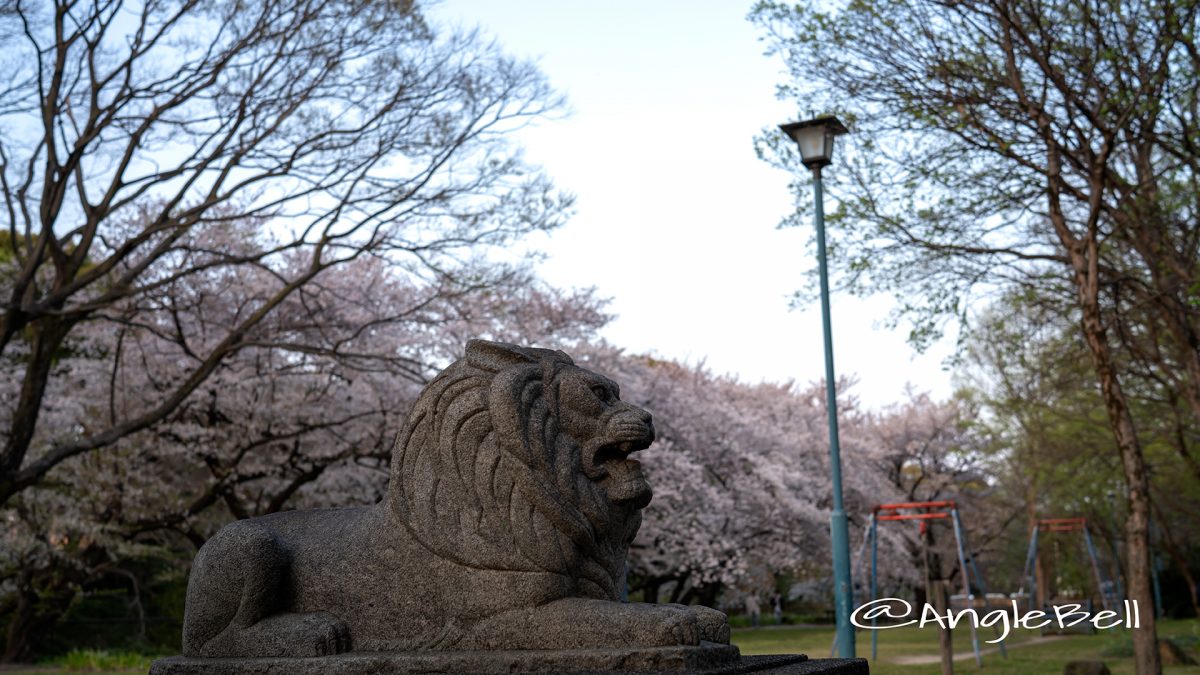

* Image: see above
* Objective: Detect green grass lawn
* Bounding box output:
[733,618,1200,674]
[0,648,157,675]
[2,620,1198,674]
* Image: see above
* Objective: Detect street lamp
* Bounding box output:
[779,115,854,658]
[779,116,848,171]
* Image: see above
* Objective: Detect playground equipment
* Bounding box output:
[1022,517,1121,631]
[859,500,1007,666]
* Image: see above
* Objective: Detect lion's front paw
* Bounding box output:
[304,612,351,656]
[221,611,351,657]
[667,604,730,644]
[638,604,701,646]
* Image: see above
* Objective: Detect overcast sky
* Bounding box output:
[432,1,957,409]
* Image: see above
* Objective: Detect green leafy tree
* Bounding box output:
[753,1,1200,671]
[963,296,1200,616]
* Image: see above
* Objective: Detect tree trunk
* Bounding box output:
[933,581,954,675]
[922,526,953,675]
[642,579,661,605]
[1042,127,1162,672]
[1072,251,1161,674]
[668,573,691,605]
[698,584,721,609]
[0,317,73,483]
[2,573,76,663]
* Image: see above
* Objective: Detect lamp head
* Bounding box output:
[779,116,849,171]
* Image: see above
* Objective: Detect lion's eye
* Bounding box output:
[591,385,609,401]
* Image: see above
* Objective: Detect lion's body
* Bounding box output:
[181,341,729,658]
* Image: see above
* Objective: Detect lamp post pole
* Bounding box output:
[812,163,854,659]
[778,115,853,658]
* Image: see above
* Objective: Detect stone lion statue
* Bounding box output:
[181,340,729,658]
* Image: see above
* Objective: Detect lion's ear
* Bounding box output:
[466,339,538,372]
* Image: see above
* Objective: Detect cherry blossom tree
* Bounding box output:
[862,393,998,603]
[0,0,570,507]
[574,346,902,608]
[0,239,607,659]
[0,2,574,652]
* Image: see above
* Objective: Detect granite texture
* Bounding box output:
[174,340,731,664]
[151,649,870,674]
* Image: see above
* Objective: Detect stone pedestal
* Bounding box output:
[151,644,869,674]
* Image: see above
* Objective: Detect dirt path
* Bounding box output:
[890,635,1069,665]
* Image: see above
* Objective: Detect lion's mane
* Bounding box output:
[388,341,637,599]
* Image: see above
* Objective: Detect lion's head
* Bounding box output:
[388,340,654,599]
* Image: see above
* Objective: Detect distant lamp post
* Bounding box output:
[779,115,854,658]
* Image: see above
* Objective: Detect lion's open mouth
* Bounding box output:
[584,437,652,481]
[583,431,654,510]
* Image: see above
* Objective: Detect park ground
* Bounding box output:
[735,618,1200,675]
[1,618,1197,674]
